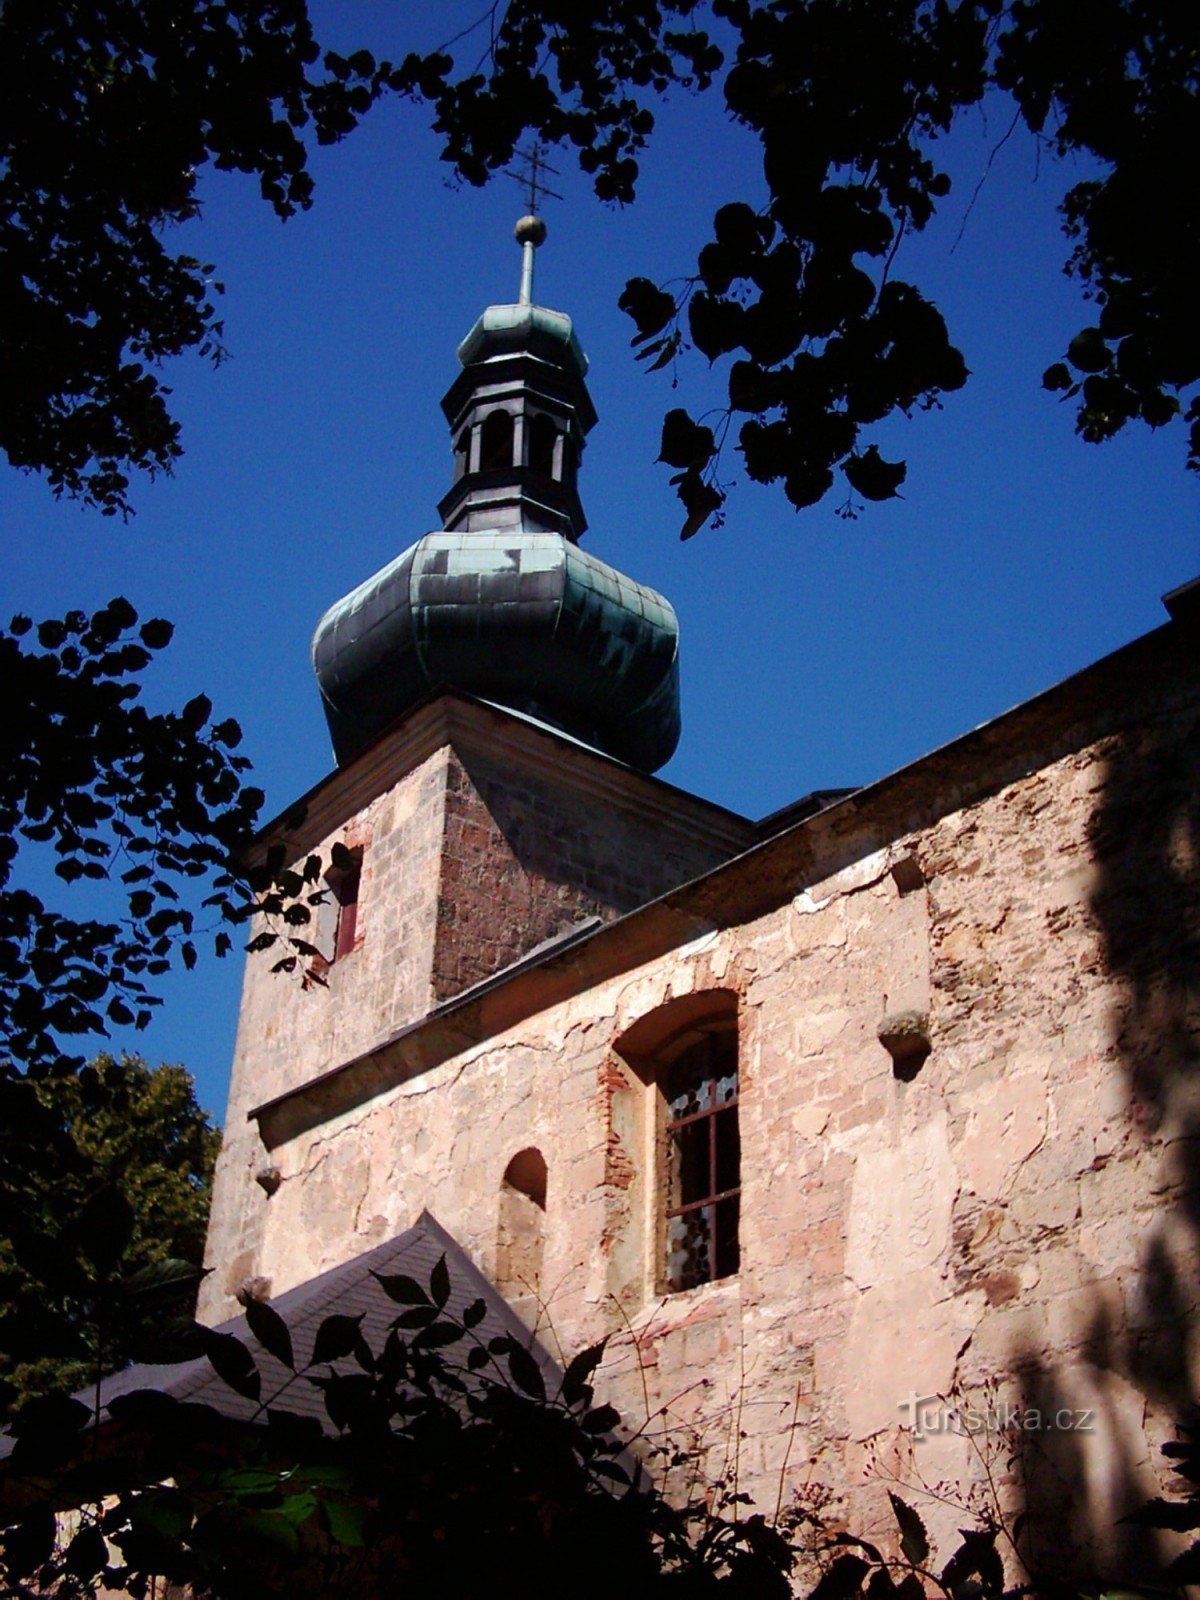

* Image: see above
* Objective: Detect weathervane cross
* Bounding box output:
[509,139,563,216]
[508,141,562,304]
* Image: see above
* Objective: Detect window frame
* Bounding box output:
[659,1020,741,1293]
[662,1030,739,1292]
[607,990,742,1309]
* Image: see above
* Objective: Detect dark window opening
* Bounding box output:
[528,413,557,477]
[480,410,514,472]
[664,1029,739,1292]
[453,428,470,481]
[503,1147,547,1209]
[326,849,362,962]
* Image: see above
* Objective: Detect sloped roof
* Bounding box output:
[0,1211,560,1463]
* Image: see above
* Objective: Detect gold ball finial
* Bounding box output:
[514,214,547,247]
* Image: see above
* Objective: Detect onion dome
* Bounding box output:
[312,215,681,773]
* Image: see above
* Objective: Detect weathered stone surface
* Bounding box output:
[201,621,1200,1582]
[845,1115,958,1289]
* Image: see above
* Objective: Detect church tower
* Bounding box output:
[201,214,754,1315]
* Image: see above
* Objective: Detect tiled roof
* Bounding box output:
[0,1211,561,1461]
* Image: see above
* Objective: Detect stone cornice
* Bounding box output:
[251,688,754,868]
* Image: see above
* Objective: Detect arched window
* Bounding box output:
[662,1025,740,1291]
[527,413,557,477]
[608,991,740,1300]
[496,1147,547,1306]
[480,409,514,472]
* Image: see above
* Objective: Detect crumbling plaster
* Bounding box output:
[201,627,1200,1576]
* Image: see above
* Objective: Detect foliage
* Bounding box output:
[0,1053,219,1420]
[0,1255,798,1598]
[3,1247,1191,1597]
[799,1491,1008,1600]
[392,0,1199,532]
[0,601,258,1075]
[0,598,340,1078]
[9,2,1190,535]
[0,0,394,516]
[1122,1418,1200,1586]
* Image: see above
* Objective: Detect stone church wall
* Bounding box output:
[214,648,1199,1577]
[205,702,751,1310]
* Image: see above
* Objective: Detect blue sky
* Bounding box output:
[4,4,1196,1117]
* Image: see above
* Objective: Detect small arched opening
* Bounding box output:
[527,413,558,478]
[480,409,515,472]
[452,427,470,482]
[496,1147,547,1308]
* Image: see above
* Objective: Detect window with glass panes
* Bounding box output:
[664,1029,739,1291]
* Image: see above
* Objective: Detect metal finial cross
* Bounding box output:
[507,143,562,305]
[508,140,563,216]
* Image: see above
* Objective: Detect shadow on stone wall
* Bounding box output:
[1011,677,1200,1586]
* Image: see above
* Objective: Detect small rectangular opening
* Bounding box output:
[324,849,362,963]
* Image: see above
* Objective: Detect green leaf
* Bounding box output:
[65,1521,108,1581]
[810,1553,870,1600]
[430,1252,450,1308]
[393,1304,439,1329]
[277,1491,319,1528]
[412,1321,465,1350]
[197,1324,261,1402]
[1067,326,1111,374]
[506,1341,545,1399]
[658,407,716,469]
[372,1270,428,1305]
[618,276,676,340]
[129,1484,194,1542]
[140,617,174,649]
[244,1298,295,1370]
[561,1337,607,1405]
[3,1504,57,1577]
[582,1403,620,1434]
[843,445,906,502]
[322,1499,368,1548]
[310,1313,363,1366]
[218,1466,290,1497]
[241,1510,299,1553]
[888,1492,929,1567]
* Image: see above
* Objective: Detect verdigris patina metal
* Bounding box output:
[312,214,682,774]
[313,531,680,771]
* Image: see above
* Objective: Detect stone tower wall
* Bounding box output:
[203,696,753,1310]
